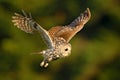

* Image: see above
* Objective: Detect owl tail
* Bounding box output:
[30,51,43,55]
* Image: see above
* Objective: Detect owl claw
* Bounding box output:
[44,63,49,67]
[40,61,45,67]
[40,61,49,68]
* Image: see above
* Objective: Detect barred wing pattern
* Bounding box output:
[48,8,91,42]
[12,8,91,48]
[12,12,54,48]
[12,13,34,33]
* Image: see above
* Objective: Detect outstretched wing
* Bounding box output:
[48,8,91,42]
[12,11,54,48]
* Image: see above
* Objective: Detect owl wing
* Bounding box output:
[48,8,91,42]
[12,11,54,48]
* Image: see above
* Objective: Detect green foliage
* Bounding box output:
[0,0,120,80]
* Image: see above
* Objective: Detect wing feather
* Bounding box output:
[12,11,54,48]
[49,8,91,42]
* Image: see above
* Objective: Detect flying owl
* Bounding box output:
[12,8,91,67]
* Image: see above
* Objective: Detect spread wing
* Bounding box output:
[12,11,54,48]
[48,8,91,42]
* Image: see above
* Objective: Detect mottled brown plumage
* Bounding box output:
[12,8,91,67]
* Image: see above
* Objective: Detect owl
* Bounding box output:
[12,8,91,67]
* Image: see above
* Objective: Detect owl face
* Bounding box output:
[57,43,71,57]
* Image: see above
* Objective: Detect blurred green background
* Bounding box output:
[0,0,120,80]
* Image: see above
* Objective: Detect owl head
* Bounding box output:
[56,42,71,58]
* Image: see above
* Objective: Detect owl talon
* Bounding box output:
[44,63,49,67]
[40,61,49,68]
[40,61,45,67]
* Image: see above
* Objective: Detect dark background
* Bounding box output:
[0,0,120,80]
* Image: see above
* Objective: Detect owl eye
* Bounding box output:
[65,48,68,51]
